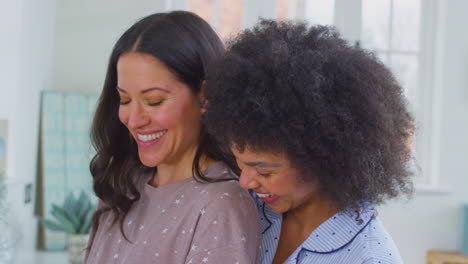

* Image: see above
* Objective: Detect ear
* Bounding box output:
[199,80,208,114]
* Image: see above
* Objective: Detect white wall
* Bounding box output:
[379,0,468,263]
[0,0,22,179]
[0,0,56,254]
[53,0,165,94]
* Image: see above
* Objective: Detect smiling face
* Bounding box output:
[117,52,203,168]
[232,146,322,214]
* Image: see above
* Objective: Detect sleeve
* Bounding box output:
[185,195,261,264]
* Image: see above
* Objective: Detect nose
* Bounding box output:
[239,170,260,190]
[125,104,150,129]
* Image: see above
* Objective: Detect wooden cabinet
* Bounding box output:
[428,251,468,264]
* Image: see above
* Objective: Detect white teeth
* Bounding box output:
[137,130,167,142]
[256,192,274,198]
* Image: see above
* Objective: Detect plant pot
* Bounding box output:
[67,234,89,264]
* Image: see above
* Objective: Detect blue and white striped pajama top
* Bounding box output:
[255,195,403,264]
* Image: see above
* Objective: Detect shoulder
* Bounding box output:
[196,162,253,203]
[198,180,252,201]
[352,217,403,264]
[189,163,257,216]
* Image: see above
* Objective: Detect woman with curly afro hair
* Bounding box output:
[203,20,414,264]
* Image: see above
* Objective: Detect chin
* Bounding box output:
[138,154,161,167]
[269,205,288,214]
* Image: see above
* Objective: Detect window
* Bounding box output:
[361,0,425,186]
[303,0,335,25]
[361,0,421,110]
[165,0,443,189]
[361,0,443,189]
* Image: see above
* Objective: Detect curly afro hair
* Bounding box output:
[203,20,414,212]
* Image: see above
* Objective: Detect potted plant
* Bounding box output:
[41,190,95,264]
[0,171,22,264]
[0,174,22,264]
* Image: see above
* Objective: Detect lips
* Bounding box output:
[256,192,280,204]
[134,130,167,147]
[137,130,167,142]
[256,192,274,198]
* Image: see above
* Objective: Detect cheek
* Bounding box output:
[273,173,304,193]
[161,101,200,129]
[155,107,178,128]
[294,179,317,198]
[270,178,292,193]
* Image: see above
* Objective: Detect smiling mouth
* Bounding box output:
[256,192,275,198]
[136,130,167,142]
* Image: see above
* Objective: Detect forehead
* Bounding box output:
[231,145,289,166]
[116,52,185,92]
[118,52,173,76]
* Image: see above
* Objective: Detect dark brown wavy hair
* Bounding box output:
[88,11,236,246]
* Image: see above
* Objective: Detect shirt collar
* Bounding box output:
[300,205,375,253]
[254,193,282,234]
[258,194,375,253]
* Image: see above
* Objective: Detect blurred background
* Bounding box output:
[0,0,467,263]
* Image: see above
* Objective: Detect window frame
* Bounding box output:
[412,0,447,191]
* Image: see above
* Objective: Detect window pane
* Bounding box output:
[304,0,335,25]
[362,0,390,49]
[218,0,243,40]
[390,54,419,103]
[376,51,389,65]
[188,0,243,41]
[392,0,420,51]
[276,0,290,20]
[189,0,214,24]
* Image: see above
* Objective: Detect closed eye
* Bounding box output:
[148,100,163,106]
[257,171,272,177]
[119,99,130,105]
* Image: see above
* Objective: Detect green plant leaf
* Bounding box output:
[43,191,96,235]
[51,205,77,234]
[78,199,91,224]
[78,207,95,234]
[40,218,65,232]
[73,191,87,219]
[64,193,82,227]
[63,192,74,211]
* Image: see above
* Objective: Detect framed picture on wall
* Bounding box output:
[0,120,7,179]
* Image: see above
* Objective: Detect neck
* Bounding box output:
[149,146,215,187]
[284,194,338,233]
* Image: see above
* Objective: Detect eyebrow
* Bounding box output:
[245,161,281,168]
[116,86,170,94]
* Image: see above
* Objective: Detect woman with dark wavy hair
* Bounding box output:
[203,20,414,264]
[85,11,260,264]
